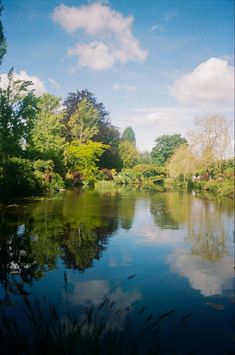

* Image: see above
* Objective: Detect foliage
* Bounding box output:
[151,134,187,165]
[139,151,153,164]
[63,89,109,125]
[31,93,64,155]
[121,126,136,145]
[0,157,64,198]
[167,144,199,179]
[0,69,38,161]
[119,141,139,168]
[96,123,122,170]
[64,140,109,184]
[114,164,166,188]
[189,116,231,170]
[0,157,44,197]
[0,0,6,66]
[67,97,99,142]
[0,278,191,355]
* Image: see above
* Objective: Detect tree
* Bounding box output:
[63,89,121,170]
[167,144,198,180]
[188,116,231,171]
[119,141,139,168]
[63,89,109,125]
[151,134,187,165]
[0,1,6,66]
[121,127,136,145]
[67,98,99,142]
[64,140,109,184]
[31,93,64,154]
[0,68,38,161]
[96,123,122,170]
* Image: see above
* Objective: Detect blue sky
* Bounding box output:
[1,0,234,151]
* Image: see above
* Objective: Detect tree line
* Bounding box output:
[0,3,233,198]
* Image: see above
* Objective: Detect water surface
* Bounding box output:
[0,189,234,353]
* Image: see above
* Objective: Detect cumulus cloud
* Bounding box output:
[0,70,45,96]
[171,57,234,107]
[52,3,147,70]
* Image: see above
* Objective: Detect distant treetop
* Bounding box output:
[121,126,136,145]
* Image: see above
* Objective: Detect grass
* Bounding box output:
[0,274,192,355]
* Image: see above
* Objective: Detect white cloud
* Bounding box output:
[52,3,147,70]
[112,83,137,95]
[48,77,60,90]
[171,57,234,107]
[113,102,234,152]
[69,41,114,70]
[0,70,45,96]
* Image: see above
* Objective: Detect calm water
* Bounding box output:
[0,188,234,354]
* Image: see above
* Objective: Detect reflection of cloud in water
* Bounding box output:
[66,279,142,331]
[168,248,234,296]
[68,279,142,307]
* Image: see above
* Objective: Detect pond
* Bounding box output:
[0,188,234,354]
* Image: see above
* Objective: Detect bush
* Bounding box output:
[0,158,64,198]
[0,158,44,198]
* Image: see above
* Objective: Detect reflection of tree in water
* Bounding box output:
[150,193,230,262]
[0,192,120,297]
[62,219,118,270]
[185,199,229,262]
[150,193,194,230]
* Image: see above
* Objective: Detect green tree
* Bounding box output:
[30,93,65,173]
[119,141,139,168]
[63,90,121,170]
[121,127,136,145]
[0,68,38,162]
[0,0,6,66]
[67,98,99,142]
[64,140,109,184]
[151,134,187,165]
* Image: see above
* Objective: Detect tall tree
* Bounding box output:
[121,126,136,145]
[167,144,198,180]
[0,69,38,161]
[30,93,65,172]
[119,141,139,168]
[0,0,6,66]
[188,116,231,170]
[67,98,99,142]
[151,134,187,165]
[63,89,121,169]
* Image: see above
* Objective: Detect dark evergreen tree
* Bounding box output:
[121,126,136,145]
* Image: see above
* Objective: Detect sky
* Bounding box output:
[1,0,234,151]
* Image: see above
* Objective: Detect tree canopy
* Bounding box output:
[121,127,136,145]
[0,1,6,66]
[151,134,187,165]
[0,69,38,161]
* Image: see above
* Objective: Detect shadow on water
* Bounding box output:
[0,274,193,355]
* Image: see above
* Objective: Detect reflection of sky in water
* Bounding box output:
[0,191,234,353]
[111,195,234,297]
[168,250,234,296]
